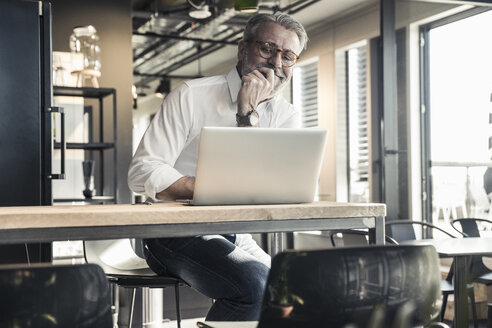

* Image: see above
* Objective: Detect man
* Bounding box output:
[128,12,308,321]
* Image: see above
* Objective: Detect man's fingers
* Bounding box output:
[250,69,267,80]
[257,67,275,80]
[244,68,274,89]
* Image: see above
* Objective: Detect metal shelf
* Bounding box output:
[53,86,118,204]
[53,196,115,204]
[54,142,114,150]
[53,86,115,98]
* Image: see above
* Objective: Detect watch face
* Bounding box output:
[249,111,259,126]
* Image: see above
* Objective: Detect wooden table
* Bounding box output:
[403,237,492,327]
[0,202,386,254]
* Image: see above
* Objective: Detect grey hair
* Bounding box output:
[242,12,308,52]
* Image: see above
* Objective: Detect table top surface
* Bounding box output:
[403,237,492,256]
[0,201,386,230]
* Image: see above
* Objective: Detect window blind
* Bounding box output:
[347,45,369,202]
[293,61,318,128]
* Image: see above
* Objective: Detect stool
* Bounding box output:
[72,69,101,88]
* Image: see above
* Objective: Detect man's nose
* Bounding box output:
[268,51,283,68]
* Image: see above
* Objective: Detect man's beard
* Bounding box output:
[239,60,288,95]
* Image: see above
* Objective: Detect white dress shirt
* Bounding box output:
[128,67,301,200]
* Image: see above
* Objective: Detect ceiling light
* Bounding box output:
[235,0,259,13]
[189,5,212,19]
[155,79,170,98]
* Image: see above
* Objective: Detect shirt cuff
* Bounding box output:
[144,167,184,201]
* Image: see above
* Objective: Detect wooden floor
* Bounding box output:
[162,318,203,328]
[442,319,491,327]
[161,318,491,328]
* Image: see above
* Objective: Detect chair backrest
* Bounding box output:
[451,218,492,237]
[386,221,417,242]
[258,245,442,328]
[0,263,113,327]
[330,230,369,247]
[329,230,399,247]
[386,220,456,242]
[84,239,155,276]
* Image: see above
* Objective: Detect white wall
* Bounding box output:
[298,3,380,201]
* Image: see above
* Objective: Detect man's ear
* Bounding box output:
[237,40,246,61]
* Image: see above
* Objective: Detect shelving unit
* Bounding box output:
[53,86,117,204]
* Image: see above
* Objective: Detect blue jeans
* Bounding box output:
[143,234,271,321]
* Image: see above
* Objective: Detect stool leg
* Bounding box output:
[175,283,182,328]
[129,288,136,328]
[487,303,492,328]
[469,288,478,328]
[111,284,119,328]
[91,76,99,88]
[441,293,449,321]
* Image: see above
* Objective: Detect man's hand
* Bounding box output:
[156,176,195,201]
[237,66,275,115]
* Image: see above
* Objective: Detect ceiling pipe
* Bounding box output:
[134,42,223,87]
[132,4,191,17]
[134,29,243,87]
[134,72,203,79]
[155,31,243,76]
[283,0,321,15]
[133,31,239,45]
[279,0,313,12]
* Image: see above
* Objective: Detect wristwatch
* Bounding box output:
[236,109,259,127]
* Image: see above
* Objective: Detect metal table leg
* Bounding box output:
[269,232,284,257]
[453,255,470,328]
[374,216,386,244]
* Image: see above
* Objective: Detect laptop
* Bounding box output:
[192,127,328,206]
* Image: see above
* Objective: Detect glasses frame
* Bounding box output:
[248,40,300,67]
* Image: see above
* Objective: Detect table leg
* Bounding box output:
[453,255,470,328]
[269,232,284,257]
[374,216,386,245]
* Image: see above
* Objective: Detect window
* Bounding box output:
[292,60,318,127]
[336,42,369,202]
[422,9,492,223]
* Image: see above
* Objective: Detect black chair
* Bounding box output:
[451,218,492,280]
[451,218,492,321]
[258,245,448,328]
[0,263,113,327]
[385,220,478,327]
[329,229,399,247]
[84,239,188,328]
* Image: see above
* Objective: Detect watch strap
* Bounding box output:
[236,109,258,127]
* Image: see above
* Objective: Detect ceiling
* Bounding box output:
[131,0,371,96]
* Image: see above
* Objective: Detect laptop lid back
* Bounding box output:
[192,127,327,206]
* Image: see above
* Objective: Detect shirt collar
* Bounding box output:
[227,67,241,104]
[226,66,279,112]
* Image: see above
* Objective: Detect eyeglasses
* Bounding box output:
[248,40,299,67]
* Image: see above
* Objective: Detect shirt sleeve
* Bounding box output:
[128,83,193,200]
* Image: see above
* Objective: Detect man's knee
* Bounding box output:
[239,261,270,304]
